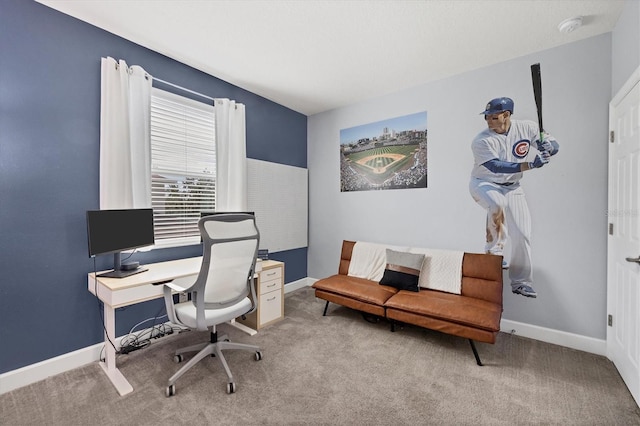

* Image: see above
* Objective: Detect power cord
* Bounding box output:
[118,304,186,354]
[121,249,137,263]
[93,256,187,357]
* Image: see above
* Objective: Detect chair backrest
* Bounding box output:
[195,213,260,309]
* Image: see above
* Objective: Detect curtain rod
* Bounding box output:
[151,75,215,103]
[111,58,216,103]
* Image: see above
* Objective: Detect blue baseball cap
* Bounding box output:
[481,97,514,115]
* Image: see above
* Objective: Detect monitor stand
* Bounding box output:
[97,252,148,278]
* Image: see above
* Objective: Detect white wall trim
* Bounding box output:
[0,322,174,395]
[500,319,606,356]
[0,342,104,395]
[1,278,606,395]
[284,277,314,293]
[305,276,606,355]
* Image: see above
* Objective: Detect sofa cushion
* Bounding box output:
[312,274,398,306]
[384,290,502,332]
[379,249,424,292]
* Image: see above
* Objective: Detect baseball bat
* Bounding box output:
[530,63,545,147]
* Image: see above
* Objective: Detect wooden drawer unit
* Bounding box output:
[237,260,284,330]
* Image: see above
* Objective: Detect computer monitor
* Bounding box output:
[86,208,155,278]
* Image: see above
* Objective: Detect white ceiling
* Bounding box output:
[36,0,624,116]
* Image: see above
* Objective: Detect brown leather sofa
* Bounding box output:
[312,240,503,365]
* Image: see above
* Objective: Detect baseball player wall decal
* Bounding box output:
[469,97,559,298]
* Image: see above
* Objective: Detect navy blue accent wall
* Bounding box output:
[0,0,307,374]
[266,248,307,282]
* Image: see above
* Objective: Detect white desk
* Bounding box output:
[88,256,263,396]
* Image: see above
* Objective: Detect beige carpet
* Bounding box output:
[1,286,639,425]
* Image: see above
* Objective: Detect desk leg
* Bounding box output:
[99,303,134,396]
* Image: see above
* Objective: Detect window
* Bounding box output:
[150,88,216,248]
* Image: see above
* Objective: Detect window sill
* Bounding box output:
[152,237,201,250]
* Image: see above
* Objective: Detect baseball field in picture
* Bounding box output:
[340,111,427,192]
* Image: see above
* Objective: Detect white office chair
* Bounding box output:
[162,213,262,396]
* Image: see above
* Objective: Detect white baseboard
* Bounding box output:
[500,319,606,356]
[0,322,175,395]
[0,342,104,395]
[284,277,314,293]
[0,279,605,395]
[305,277,606,355]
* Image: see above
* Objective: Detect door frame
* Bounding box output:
[607,64,640,407]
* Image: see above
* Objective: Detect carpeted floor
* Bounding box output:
[1,286,639,425]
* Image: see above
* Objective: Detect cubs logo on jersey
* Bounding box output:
[512,140,530,159]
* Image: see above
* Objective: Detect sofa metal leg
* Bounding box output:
[322,301,329,316]
[469,339,483,366]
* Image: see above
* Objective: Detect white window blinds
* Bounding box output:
[150,88,216,247]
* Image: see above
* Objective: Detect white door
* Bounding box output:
[607,67,640,407]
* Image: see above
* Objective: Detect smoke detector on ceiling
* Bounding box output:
[558,16,583,34]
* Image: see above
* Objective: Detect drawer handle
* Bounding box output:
[267,283,276,288]
[267,296,276,302]
[266,272,277,276]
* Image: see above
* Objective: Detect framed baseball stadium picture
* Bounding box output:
[339,112,428,192]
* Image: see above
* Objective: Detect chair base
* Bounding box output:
[166,330,261,396]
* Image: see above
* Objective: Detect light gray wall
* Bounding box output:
[612,0,640,95]
[308,34,611,339]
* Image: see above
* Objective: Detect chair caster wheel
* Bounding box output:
[254,351,263,361]
[227,382,236,394]
[166,384,176,397]
[173,354,183,363]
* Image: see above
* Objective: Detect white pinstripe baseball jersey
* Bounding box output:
[470,119,539,184]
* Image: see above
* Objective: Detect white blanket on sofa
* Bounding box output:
[347,241,395,281]
[409,248,464,294]
[348,241,464,294]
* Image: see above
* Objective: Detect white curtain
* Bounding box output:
[215,98,247,211]
[100,56,152,209]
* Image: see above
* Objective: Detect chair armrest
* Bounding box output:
[163,286,179,325]
[163,275,196,326]
[165,281,188,293]
[167,275,196,292]
[245,269,259,315]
